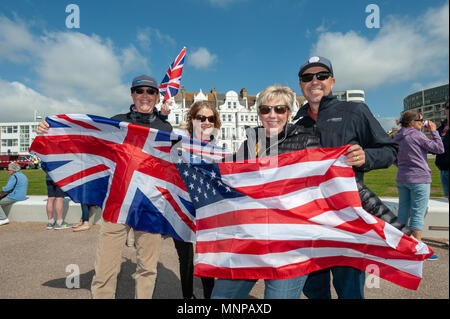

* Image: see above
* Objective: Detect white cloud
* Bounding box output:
[0,15,158,121]
[137,27,176,51]
[0,79,109,122]
[0,15,37,63]
[188,47,218,69]
[310,2,449,90]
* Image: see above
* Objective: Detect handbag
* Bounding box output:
[0,175,18,200]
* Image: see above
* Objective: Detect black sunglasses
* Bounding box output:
[258,105,289,115]
[300,71,332,82]
[195,115,216,123]
[413,118,424,122]
[133,87,158,95]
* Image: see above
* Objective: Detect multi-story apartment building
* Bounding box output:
[333,89,365,103]
[403,84,449,125]
[0,122,40,155]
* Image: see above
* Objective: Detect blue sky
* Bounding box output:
[0,0,448,130]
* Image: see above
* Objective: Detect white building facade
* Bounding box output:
[1,88,305,155]
[0,122,39,155]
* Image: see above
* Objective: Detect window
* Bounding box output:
[228,114,232,122]
[348,93,365,98]
[1,139,18,147]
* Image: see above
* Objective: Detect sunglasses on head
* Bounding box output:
[258,105,289,115]
[300,71,332,82]
[195,115,216,123]
[134,87,158,95]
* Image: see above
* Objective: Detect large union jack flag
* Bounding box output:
[29,114,224,242]
[159,47,186,101]
[177,146,433,290]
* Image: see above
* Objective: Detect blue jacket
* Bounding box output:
[3,171,28,201]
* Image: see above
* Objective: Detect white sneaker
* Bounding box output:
[0,218,10,226]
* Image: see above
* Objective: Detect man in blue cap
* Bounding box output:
[36,74,173,298]
[90,74,172,299]
[294,56,398,299]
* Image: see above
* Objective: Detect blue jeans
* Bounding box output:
[397,182,430,231]
[440,170,449,198]
[211,274,308,299]
[303,267,365,299]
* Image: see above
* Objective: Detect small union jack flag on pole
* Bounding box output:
[159,47,186,101]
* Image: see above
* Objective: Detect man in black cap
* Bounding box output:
[293,56,398,299]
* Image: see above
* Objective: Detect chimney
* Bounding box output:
[240,88,247,99]
[211,88,218,108]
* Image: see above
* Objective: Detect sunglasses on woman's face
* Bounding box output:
[195,115,216,123]
[258,105,289,115]
[134,87,158,95]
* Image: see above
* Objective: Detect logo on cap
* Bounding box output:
[309,56,320,63]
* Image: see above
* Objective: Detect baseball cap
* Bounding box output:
[298,56,334,78]
[131,75,159,90]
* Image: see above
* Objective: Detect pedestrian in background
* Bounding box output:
[0,162,28,226]
[394,110,444,255]
[72,203,92,232]
[45,171,71,230]
[435,99,449,199]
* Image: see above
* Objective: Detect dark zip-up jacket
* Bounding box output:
[235,123,411,235]
[293,94,398,183]
[435,119,449,171]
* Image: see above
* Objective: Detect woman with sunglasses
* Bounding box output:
[211,85,415,299]
[394,111,444,250]
[173,100,220,299]
[211,85,321,299]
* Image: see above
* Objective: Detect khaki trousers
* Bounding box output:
[90,219,161,299]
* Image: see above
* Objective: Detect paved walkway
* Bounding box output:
[0,222,448,299]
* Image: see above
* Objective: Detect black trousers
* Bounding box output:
[173,238,215,299]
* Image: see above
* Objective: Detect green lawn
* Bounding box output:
[364,158,444,197]
[1,159,444,197]
[1,169,47,195]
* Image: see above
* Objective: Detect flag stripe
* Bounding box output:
[231,165,355,198]
[57,164,110,188]
[194,256,423,290]
[195,238,425,261]
[218,147,349,176]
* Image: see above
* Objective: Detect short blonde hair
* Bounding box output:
[256,85,296,111]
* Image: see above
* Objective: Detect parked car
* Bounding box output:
[0,155,34,170]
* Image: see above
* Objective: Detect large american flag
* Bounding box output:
[29,114,222,242]
[177,146,433,290]
[159,47,186,101]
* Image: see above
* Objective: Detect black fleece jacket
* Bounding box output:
[293,94,398,183]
